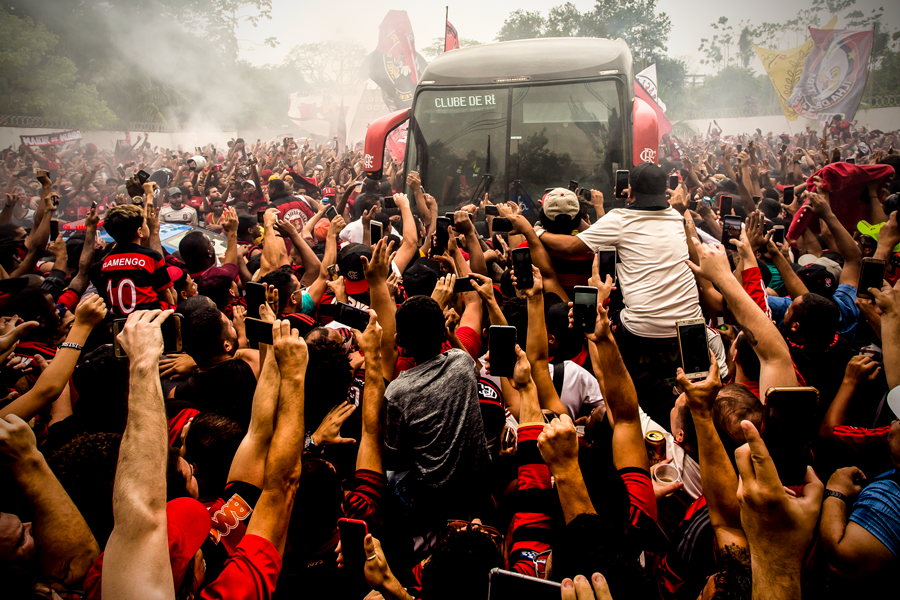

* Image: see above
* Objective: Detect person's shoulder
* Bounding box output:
[859,469,900,498]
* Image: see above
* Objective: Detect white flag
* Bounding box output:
[635,64,667,113]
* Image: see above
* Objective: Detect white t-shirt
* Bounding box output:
[576,207,703,338]
[547,360,606,421]
[639,408,702,500]
[339,219,401,244]
[159,205,198,226]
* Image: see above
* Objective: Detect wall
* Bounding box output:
[0,128,237,152]
[681,106,900,136]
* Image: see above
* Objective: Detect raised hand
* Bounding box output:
[116,309,173,362]
[675,349,721,415]
[311,402,357,445]
[430,272,457,309]
[73,293,108,329]
[537,414,580,476]
[361,238,395,286]
[272,318,309,374]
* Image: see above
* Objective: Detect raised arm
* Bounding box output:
[806,185,862,286]
[68,207,100,295]
[392,193,419,273]
[362,238,399,380]
[245,320,307,555]
[103,309,176,600]
[354,312,385,474]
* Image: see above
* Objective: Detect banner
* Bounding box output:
[754,17,837,122]
[368,10,427,111]
[633,81,672,138]
[787,27,874,122]
[635,64,667,112]
[20,129,82,147]
[445,20,459,52]
[287,85,365,142]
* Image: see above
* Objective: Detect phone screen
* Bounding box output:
[484,204,500,216]
[573,286,598,333]
[668,174,679,190]
[568,180,579,192]
[383,195,397,209]
[721,216,742,247]
[772,226,785,245]
[762,387,819,484]
[846,157,856,164]
[719,195,733,216]
[370,221,383,241]
[511,248,533,289]
[433,216,452,254]
[491,217,513,232]
[615,170,629,199]
[338,518,369,573]
[257,211,266,224]
[453,277,475,294]
[137,170,151,184]
[677,320,709,377]
[783,187,794,205]
[245,317,273,345]
[857,259,886,298]
[50,220,59,239]
[736,144,743,153]
[338,302,370,330]
[597,248,616,281]
[325,205,338,220]
[489,326,517,377]
[245,282,266,320]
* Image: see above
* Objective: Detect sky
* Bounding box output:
[235,0,899,75]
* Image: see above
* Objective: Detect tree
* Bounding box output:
[283,42,368,87]
[420,37,483,59]
[0,11,114,128]
[496,9,547,41]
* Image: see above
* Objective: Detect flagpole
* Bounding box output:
[444,6,448,53]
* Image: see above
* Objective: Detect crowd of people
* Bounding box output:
[0,116,898,600]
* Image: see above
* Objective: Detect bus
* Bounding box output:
[363,37,661,215]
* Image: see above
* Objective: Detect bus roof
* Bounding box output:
[419,37,634,87]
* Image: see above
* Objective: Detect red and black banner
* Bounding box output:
[445,20,460,52]
[368,10,427,111]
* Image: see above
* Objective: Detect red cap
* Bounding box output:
[83,498,211,599]
[260,169,273,180]
[322,187,336,197]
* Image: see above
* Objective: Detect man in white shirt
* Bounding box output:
[159,188,198,226]
[338,192,400,244]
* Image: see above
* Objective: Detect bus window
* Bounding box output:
[408,89,508,212]
[509,80,625,212]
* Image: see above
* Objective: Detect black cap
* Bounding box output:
[401,261,439,298]
[630,162,668,208]
[797,264,837,298]
[337,243,372,295]
[715,177,740,194]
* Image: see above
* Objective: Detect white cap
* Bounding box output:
[798,254,842,280]
[888,386,900,420]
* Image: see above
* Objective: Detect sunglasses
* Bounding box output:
[444,520,505,554]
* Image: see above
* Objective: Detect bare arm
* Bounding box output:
[519,268,568,416]
[362,239,399,381]
[355,313,385,474]
[393,193,419,273]
[68,207,100,295]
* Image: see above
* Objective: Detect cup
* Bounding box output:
[653,463,682,487]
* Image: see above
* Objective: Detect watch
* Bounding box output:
[824,489,849,504]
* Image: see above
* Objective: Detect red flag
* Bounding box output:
[445,20,459,52]
[375,10,419,85]
[634,81,672,139]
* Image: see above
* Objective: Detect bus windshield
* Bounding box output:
[408,79,626,215]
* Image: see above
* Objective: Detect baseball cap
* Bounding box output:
[260,169,273,180]
[322,187,336,198]
[167,266,188,291]
[798,254,842,281]
[542,188,580,222]
[797,263,837,298]
[888,386,900,419]
[630,162,668,208]
[167,187,183,197]
[338,243,372,295]
[314,219,330,243]
[714,177,740,194]
[83,498,211,599]
[242,180,256,188]
[401,261,440,298]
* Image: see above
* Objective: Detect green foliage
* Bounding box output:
[0,10,114,128]
[283,42,368,87]
[496,9,547,42]
[420,37,484,59]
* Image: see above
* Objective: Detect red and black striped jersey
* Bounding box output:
[99,243,171,317]
[269,196,315,229]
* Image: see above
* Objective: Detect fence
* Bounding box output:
[673,95,900,121]
[0,116,235,133]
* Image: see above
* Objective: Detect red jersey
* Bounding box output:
[200,534,281,600]
[269,196,315,229]
[99,242,171,316]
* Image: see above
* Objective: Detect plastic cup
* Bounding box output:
[653,463,682,487]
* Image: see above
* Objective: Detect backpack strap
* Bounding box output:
[551,358,566,398]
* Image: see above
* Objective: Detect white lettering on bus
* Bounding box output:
[434,94,496,109]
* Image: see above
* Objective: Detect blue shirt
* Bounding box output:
[767,283,860,340]
[849,468,900,557]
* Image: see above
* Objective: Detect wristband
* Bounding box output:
[824,489,849,504]
[59,342,83,351]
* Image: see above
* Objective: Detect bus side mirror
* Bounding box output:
[363,108,411,180]
[632,96,659,165]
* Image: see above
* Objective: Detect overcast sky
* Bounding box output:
[236,0,899,75]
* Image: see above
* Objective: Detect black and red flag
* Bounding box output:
[445,20,459,52]
[368,10,427,111]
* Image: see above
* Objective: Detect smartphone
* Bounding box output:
[762,387,819,484]
[752,195,761,204]
[721,216,742,249]
[488,569,561,600]
[488,326,517,377]
[511,248,533,290]
[383,195,397,209]
[736,143,743,154]
[337,518,369,574]
[781,143,788,153]
[596,247,616,281]
[445,212,456,220]
[453,277,475,293]
[137,170,151,185]
[668,174,679,190]
[113,314,184,359]
[370,220,383,242]
[244,281,266,320]
[688,199,698,211]
[676,318,709,380]
[772,225,785,245]
[484,204,500,217]
[782,186,794,205]
[615,169,629,199]
[579,188,592,202]
[325,205,338,220]
[573,286,598,334]
[326,264,340,281]
[857,258,886,299]
[50,220,59,239]
[337,302,370,330]
[244,317,273,345]
[433,216,452,254]
[719,194,733,217]
[256,211,266,224]
[568,180,579,192]
[491,217,513,232]
[846,157,856,164]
